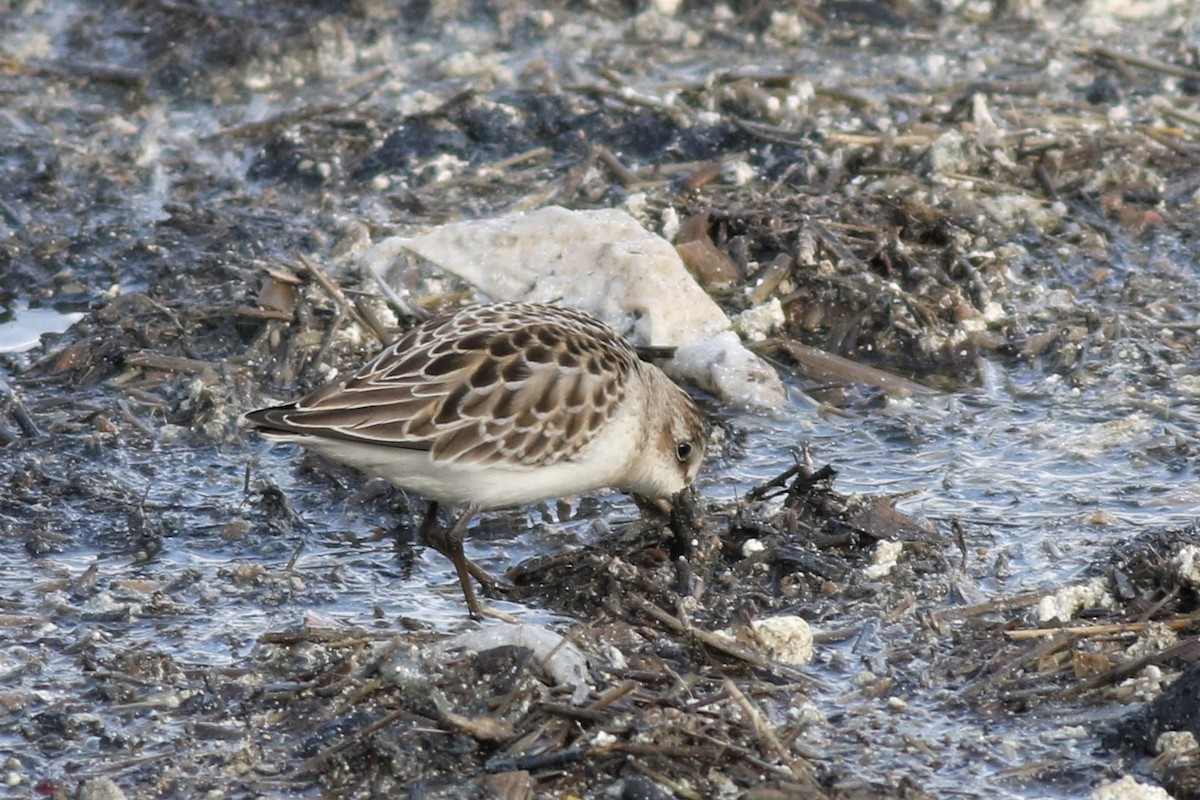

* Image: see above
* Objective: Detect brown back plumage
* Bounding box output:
[243,303,641,468]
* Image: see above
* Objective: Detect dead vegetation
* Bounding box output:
[2,0,1200,798]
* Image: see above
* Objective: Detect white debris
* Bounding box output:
[717,615,814,666]
[1079,0,1179,35]
[1087,775,1173,800]
[971,92,1002,149]
[766,11,806,45]
[741,538,766,557]
[660,206,681,242]
[1156,730,1199,760]
[441,621,591,704]
[787,699,825,725]
[667,331,787,409]
[982,301,1007,323]
[1117,664,1169,702]
[864,540,904,579]
[360,206,787,409]
[76,777,128,800]
[1036,577,1117,624]
[1172,544,1200,590]
[622,191,649,222]
[927,129,967,174]
[721,159,757,186]
[733,298,785,342]
[752,616,814,666]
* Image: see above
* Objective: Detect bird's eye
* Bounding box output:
[676,442,693,461]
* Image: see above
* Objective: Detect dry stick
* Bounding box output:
[730,116,812,148]
[1060,636,1200,699]
[743,461,803,503]
[608,742,723,760]
[538,702,613,725]
[825,132,935,147]
[207,81,382,141]
[627,760,703,800]
[691,730,820,782]
[33,58,145,87]
[259,628,383,646]
[942,172,1034,194]
[1079,44,1200,82]
[488,146,552,171]
[564,82,679,113]
[311,306,350,380]
[351,295,393,345]
[299,707,419,770]
[1141,127,1199,159]
[1007,611,1200,641]
[1005,623,1117,641]
[554,146,598,205]
[588,679,639,712]
[931,587,1059,623]
[295,253,374,336]
[124,351,223,374]
[1156,100,1200,129]
[629,597,824,688]
[285,539,305,572]
[235,305,294,321]
[593,144,641,187]
[723,678,791,764]
[116,399,156,438]
[1138,585,1183,624]
[759,338,937,398]
[960,631,1078,698]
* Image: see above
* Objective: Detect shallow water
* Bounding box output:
[2,0,1198,795]
[5,232,1195,800]
[0,302,86,354]
[5,351,1182,796]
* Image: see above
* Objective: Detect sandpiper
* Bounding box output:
[243,302,707,617]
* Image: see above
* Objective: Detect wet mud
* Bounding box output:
[3,1,1200,798]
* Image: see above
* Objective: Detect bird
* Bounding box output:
[242,302,707,618]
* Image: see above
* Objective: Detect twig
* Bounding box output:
[588,680,639,712]
[294,253,384,345]
[1078,44,1200,82]
[538,702,612,724]
[723,678,791,763]
[730,116,813,148]
[627,760,703,800]
[1061,637,1200,698]
[0,380,41,438]
[299,707,418,770]
[351,295,393,344]
[1007,612,1200,641]
[207,85,379,141]
[1141,127,1199,159]
[235,305,295,321]
[757,338,937,398]
[629,596,825,687]
[932,587,1059,623]
[487,146,552,171]
[123,351,224,374]
[960,631,1076,698]
[594,144,641,187]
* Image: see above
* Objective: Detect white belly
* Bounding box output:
[268,400,643,509]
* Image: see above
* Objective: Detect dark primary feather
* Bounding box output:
[243,303,641,468]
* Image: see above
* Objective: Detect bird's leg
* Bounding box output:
[417,501,445,550]
[444,503,483,619]
[417,503,511,615]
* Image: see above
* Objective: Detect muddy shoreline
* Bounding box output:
[3,1,1200,798]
